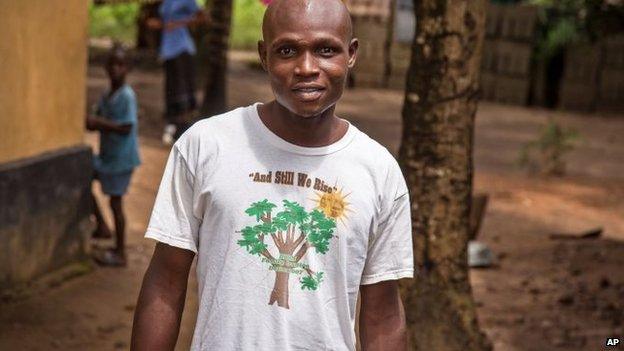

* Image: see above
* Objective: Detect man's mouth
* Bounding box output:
[292,86,325,101]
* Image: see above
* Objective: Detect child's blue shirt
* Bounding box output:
[94,84,141,174]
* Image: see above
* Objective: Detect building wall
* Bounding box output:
[0,0,88,164]
[559,35,624,113]
[0,0,91,290]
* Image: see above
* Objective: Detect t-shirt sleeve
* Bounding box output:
[145,145,200,253]
[360,157,414,285]
[118,90,138,125]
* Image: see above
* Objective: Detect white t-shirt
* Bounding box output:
[146,103,413,350]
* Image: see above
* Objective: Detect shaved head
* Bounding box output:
[262,0,353,43]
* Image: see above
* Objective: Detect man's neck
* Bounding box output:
[257,101,348,147]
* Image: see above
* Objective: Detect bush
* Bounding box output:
[231,0,266,50]
[89,2,140,45]
[518,120,580,176]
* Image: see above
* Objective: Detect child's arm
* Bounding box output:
[87,115,132,135]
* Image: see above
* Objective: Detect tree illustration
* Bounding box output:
[237,199,336,309]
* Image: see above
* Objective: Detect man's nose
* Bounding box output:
[294,51,319,77]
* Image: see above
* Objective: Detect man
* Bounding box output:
[131,0,413,349]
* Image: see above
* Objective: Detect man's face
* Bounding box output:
[259,4,358,117]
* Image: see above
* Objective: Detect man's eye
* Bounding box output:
[318,47,336,56]
[278,47,295,56]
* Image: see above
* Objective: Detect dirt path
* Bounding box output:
[1,52,623,350]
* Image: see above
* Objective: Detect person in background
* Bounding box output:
[87,45,141,267]
[146,0,206,145]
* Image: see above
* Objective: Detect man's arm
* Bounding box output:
[359,280,407,351]
[131,243,195,351]
[86,115,132,135]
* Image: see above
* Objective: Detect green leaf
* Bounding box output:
[300,275,317,290]
[256,222,274,235]
[249,241,268,255]
[309,209,326,222]
[299,272,324,290]
[272,216,289,231]
[282,200,309,224]
[305,210,335,254]
[245,199,276,221]
[238,226,266,256]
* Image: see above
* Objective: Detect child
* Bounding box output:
[87,45,141,267]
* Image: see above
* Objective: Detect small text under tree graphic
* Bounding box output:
[237,199,336,309]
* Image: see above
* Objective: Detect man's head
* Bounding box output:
[106,44,130,85]
[258,0,358,118]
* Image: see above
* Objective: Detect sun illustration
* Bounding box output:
[311,187,353,225]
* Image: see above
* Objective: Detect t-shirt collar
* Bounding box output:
[247,102,356,156]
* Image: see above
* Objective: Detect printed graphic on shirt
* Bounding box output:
[311,187,352,226]
[249,170,353,224]
[238,170,354,309]
[237,199,336,309]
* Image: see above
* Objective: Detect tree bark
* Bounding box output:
[398,1,491,350]
[136,2,162,51]
[269,271,290,309]
[267,225,306,310]
[199,0,232,116]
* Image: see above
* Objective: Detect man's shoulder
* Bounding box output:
[348,125,396,166]
[185,105,249,136]
[175,105,250,153]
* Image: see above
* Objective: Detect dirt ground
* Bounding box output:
[1,51,623,351]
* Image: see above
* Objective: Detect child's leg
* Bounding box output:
[109,195,126,257]
[92,190,112,239]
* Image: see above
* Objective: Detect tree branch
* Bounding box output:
[261,213,271,223]
[258,234,275,261]
[295,243,308,262]
[287,226,294,243]
[293,233,306,250]
[261,250,274,261]
[278,230,284,246]
[270,233,282,251]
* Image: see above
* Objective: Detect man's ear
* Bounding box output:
[258,40,268,71]
[347,38,358,69]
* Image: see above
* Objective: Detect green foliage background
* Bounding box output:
[528,0,624,60]
[89,2,140,44]
[89,0,264,49]
[231,0,265,50]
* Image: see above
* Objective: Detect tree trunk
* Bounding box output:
[136,2,162,51]
[269,272,290,309]
[398,1,491,350]
[199,0,232,116]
